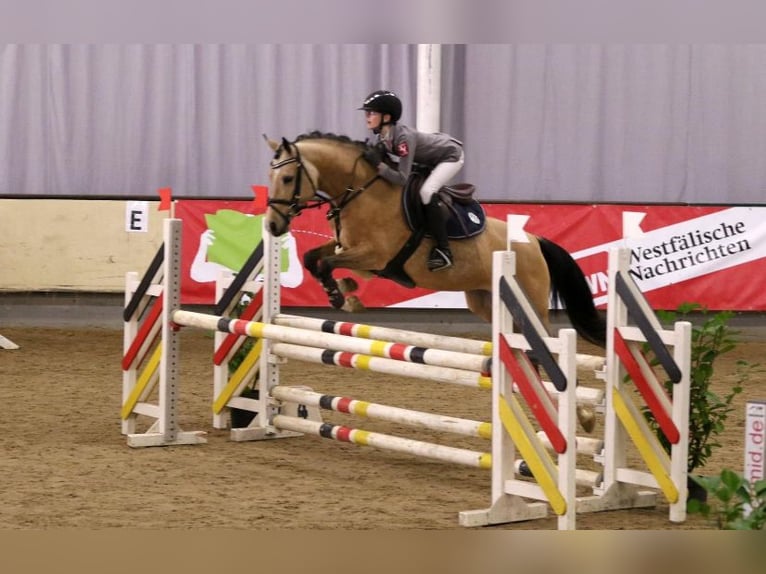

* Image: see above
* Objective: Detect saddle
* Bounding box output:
[401,167,486,240]
[371,166,487,289]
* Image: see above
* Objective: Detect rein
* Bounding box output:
[325,156,380,222]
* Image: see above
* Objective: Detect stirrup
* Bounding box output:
[428,247,453,271]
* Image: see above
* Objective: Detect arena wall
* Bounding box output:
[0,199,164,292]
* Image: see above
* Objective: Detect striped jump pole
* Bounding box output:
[271,386,607,487]
[275,313,605,372]
[274,313,492,357]
[271,385,492,439]
[272,415,492,469]
[269,343,489,389]
[271,385,610,490]
[176,307,601,412]
[172,309,492,379]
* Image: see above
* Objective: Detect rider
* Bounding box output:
[359,89,464,272]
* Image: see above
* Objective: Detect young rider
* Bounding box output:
[359,89,464,272]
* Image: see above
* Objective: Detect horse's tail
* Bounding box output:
[537,236,607,348]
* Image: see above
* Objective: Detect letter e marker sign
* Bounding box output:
[126,201,149,232]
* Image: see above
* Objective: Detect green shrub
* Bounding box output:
[689,469,766,529]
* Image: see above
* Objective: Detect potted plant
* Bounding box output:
[640,303,752,501]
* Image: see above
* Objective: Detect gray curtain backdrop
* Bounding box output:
[453,44,766,204]
[1,44,764,204]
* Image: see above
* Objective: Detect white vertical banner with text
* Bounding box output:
[745,400,766,485]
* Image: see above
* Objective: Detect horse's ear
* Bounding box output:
[263,134,279,152]
[281,137,291,151]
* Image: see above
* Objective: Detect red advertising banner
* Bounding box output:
[176,200,766,311]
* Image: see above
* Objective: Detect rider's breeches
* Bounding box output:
[419,150,465,204]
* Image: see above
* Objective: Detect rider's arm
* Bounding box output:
[376,130,416,186]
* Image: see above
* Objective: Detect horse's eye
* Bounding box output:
[282,175,294,185]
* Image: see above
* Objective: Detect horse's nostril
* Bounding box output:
[268,221,278,235]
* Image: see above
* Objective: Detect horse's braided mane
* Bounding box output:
[295,130,369,150]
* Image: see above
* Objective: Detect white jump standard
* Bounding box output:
[0,334,19,350]
[121,220,206,447]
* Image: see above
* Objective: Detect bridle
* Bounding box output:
[267,142,326,229]
[267,139,382,232]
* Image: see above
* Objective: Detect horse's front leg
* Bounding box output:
[304,242,381,312]
[303,241,347,309]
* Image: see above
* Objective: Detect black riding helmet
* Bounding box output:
[359,90,402,130]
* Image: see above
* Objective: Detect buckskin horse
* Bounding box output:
[264,132,606,430]
[265,131,603,335]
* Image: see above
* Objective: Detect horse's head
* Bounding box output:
[264,136,321,236]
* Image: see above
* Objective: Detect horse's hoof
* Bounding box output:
[337,277,359,294]
[576,404,596,434]
[328,292,345,309]
[342,295,366,313]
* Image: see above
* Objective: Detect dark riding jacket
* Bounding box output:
[373,124,463,187]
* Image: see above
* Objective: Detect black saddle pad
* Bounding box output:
[401,177,486,240]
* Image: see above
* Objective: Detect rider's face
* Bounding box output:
[364,110,382,130]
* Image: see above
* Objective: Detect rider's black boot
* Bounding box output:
[424,197,453,272]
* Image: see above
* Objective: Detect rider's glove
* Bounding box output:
[362,146,383,167]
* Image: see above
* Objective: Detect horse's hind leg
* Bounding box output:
[465,290,492,323]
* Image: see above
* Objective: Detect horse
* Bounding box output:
[264,132,606,431]
[264,131,605,341]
